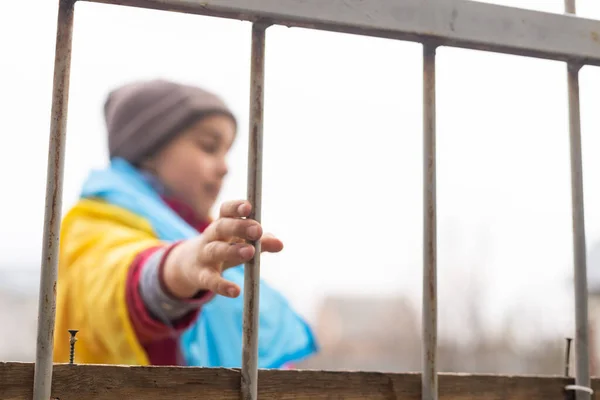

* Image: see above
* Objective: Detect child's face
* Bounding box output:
[146,114,236,219]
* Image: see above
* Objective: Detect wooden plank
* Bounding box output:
[82,0,600,66]
[0,362,592,400]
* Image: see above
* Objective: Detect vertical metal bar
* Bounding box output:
[590,324,597,376]
[33,1,75,399]
[422,43,438,400]
[568,60,591,400]
[564,1,591,399]
[241,22,268,400]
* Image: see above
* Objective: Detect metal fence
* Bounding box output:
[33,0,600,400]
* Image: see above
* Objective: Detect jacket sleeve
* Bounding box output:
[54,203,166,365]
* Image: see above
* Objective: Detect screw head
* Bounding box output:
[68,329,79,337]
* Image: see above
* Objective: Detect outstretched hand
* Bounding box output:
[162,200,283,299]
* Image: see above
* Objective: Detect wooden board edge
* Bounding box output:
[0,362,595,399]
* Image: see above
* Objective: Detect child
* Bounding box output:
[53,79,317,367]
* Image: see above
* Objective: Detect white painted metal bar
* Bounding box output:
[85,0,600,65]
[241,22,268,400]
[422,42,438,400]
[565,1,591,399]
[33,0,76,399]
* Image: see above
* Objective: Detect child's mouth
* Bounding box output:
[205,183,220,198]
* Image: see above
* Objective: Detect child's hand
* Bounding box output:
[162,200,284,299]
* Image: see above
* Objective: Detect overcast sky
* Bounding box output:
[1,0,600,344]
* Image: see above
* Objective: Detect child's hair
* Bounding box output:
[104,79,237,164]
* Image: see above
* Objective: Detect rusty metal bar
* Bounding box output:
[422,43,438,400]
[33,1,76,399]
[565,1,591,399]
[241,22,268,400]
[84,0,600,66]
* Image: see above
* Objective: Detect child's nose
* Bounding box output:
[216,159,229,178]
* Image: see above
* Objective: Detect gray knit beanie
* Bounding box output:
[104,79,236,164]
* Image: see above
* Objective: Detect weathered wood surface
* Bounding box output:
[0,361,594,399]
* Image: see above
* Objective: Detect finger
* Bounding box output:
[260,234,284,253]
[201,240,256,265]
[219,200,252,219]
[205,217,263,242]
[197,268,241,298]
[222,234,283,270]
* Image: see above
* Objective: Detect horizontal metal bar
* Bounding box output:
[81,0,600,66]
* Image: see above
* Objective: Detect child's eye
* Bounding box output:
[198,141,218,154]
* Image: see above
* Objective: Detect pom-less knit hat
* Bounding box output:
[104,79,236,164]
